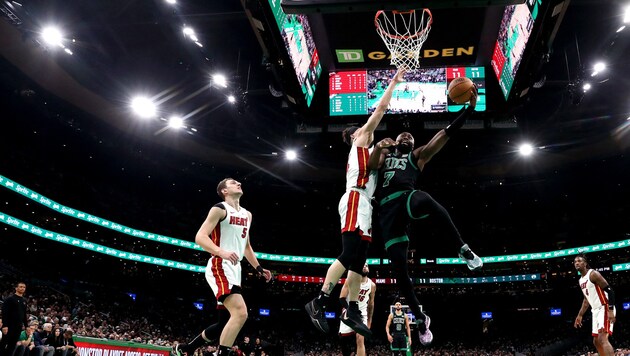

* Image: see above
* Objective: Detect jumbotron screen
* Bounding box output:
[491,1,542,99]
[329,67,486,116]
[268,0,321,107]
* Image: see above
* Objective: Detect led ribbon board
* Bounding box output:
[0,211,205,272]
[2,174,629,267]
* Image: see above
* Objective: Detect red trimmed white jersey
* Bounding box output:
[339,279,373,334]
[338,143,377,237]
[205,202,250,301]
[579,269,608,309]
[345,143,377,198]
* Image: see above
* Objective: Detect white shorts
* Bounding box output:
[338,190,373,239]
[339,313,368,335]
[591,306,615,336]
[205,256,242,304]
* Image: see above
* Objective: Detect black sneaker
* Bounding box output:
[171,344,187,356]
[305,298,329,333]
[340,307,372,338]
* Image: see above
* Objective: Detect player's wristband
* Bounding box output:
[444,105,474,137]
[256,265,264,275]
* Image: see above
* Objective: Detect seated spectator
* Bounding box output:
[33,323,54,356]
[57,329,77,356]
[45,328,62,353]
[14,322,37,356]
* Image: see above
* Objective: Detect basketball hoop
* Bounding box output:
[375,9,432,70]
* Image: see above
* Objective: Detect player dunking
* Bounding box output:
[306,69,405,337]
[367,87,482,345]
[338,264,376,356]
[173,178,272,356]
[386,302,411,356]
[574,254,617,356]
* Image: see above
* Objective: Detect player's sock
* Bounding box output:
[216,345,231,356]
[317,291,330,309]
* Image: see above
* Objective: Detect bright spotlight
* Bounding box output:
[228,95,236,103]
[41,26,63,46]
[213,74,228,88]
[286,150,297,160]
[64,48,73,55]
[165,0,176,3]
[131,97,156,119]
[617,25,626,32]
[190,34,199,42]
[183,27,195,36]
[624,6,630,23]
[519,143,534,156]
[593,62,606,72]
[583,83,592,92]
[168,116,183,129]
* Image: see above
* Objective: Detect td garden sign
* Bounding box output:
[335,46,476,63]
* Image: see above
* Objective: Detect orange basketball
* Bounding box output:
[448,77,474,104]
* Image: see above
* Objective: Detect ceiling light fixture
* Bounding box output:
[130,97,157,119]
[41,26,63,46]
[518,143,534,156]
[285,150,297,160]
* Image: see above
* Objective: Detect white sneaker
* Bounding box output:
[418,315,433,346]
[419,329,433,345]
[459,244,483,271]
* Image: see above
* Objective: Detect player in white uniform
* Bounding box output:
[306,69,405,338]
[573,254,616,356]
[338,264,376,356]
[173,178,272,356]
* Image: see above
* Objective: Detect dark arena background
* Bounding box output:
[1,0,630,355]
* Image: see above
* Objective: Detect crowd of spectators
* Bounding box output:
[1,251,630,356]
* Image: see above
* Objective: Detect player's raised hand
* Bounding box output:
[376,138,397,149]
[574,315,583,328]
[393,68,406,83]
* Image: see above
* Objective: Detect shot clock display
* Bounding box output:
[329,66,486,116]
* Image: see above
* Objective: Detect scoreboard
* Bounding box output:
[330,66,486,116]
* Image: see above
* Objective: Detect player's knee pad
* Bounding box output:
[337,232,361,268]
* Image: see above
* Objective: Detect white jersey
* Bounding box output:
[579,269,609,309]
[345,143,377,199]
[339,279,373,335]
[205,202,250,301]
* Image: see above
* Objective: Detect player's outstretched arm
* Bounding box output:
[414,87,477,170]
[354,69,405,148]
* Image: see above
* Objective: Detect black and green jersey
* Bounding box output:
[392,311,407,335]
[375,152,420,203]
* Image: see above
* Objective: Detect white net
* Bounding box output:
[375,9,432,70]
